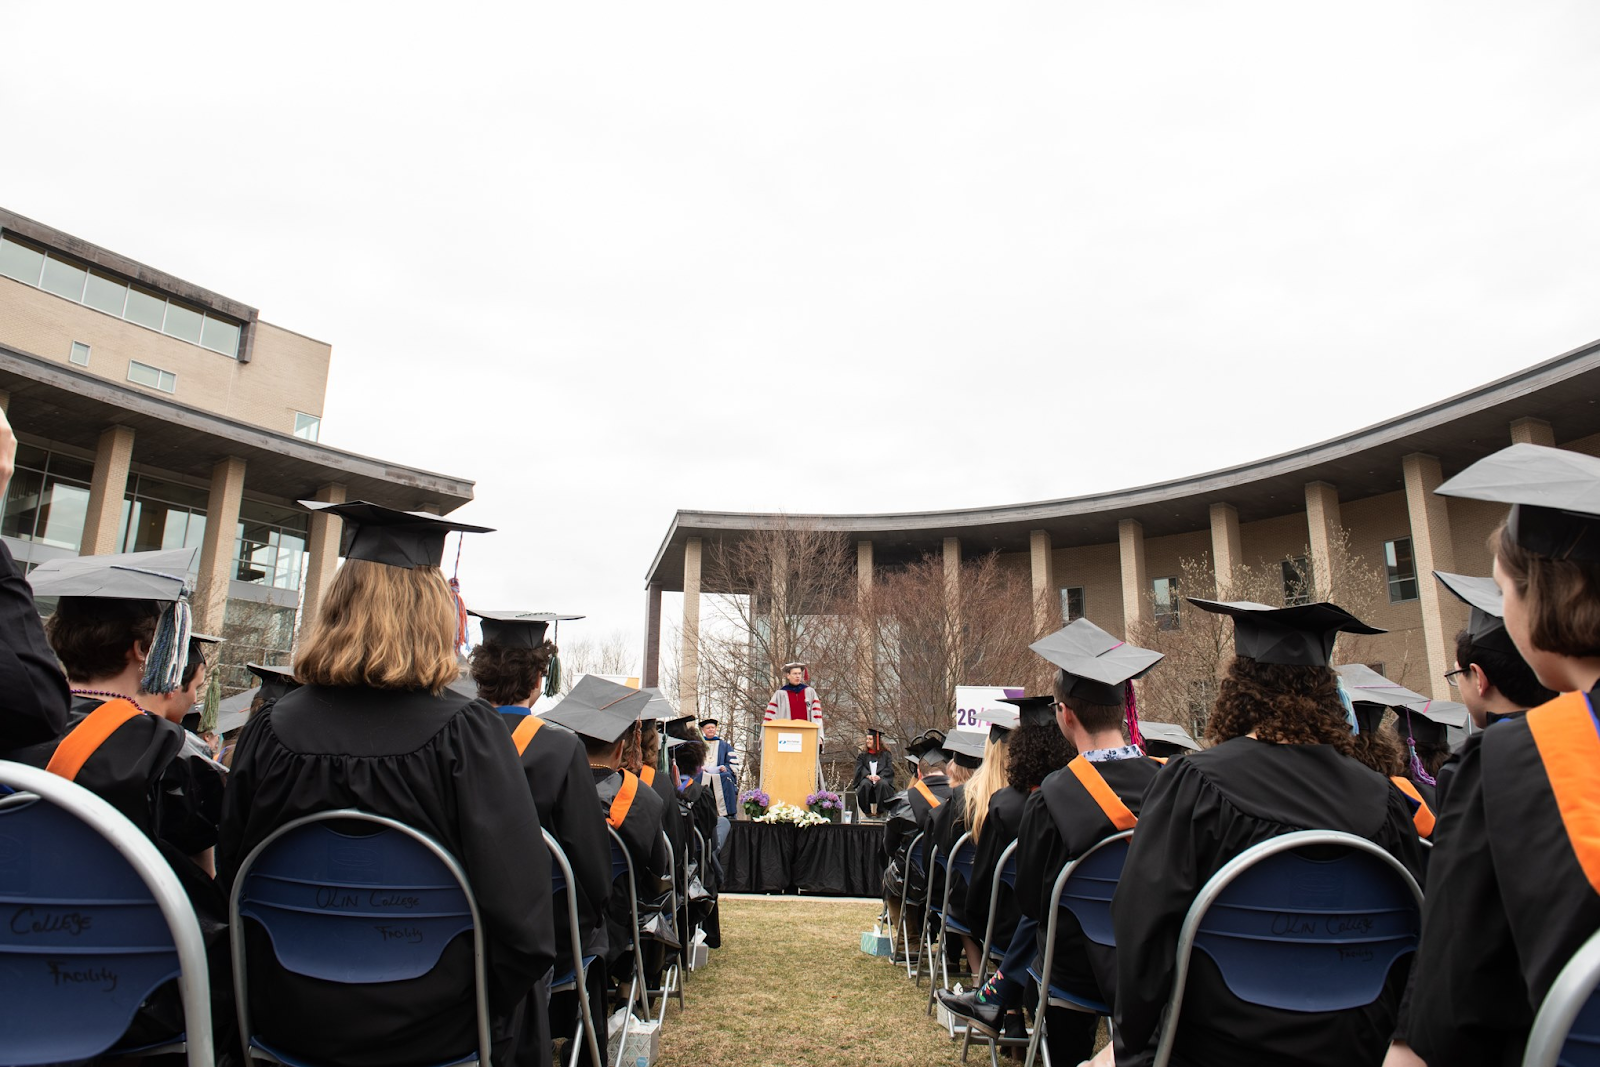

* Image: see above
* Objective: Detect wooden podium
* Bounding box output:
[760,719,821,808]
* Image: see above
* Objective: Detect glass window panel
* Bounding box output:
[183,513,207,549]
[135,477,209,511]
[1,467,45,540]
[294,413,321,442]
[69,341,91,366]
[39,256,88,302]
[0,236,45,285]
[239,499,307,529]
[161,301,203,344]
[14,443,49,472]
[120,499,141,551]
[1059,586,1085,622]
[47,453,94,483]
[128,361,160,389]
[200,316,240,357]
[128,499,175,552]
[83,271,128,316]
[36,480,89,551]
[158,370,177,393]
[124,285,166,329]
[162,508,190,550]
[1385,537,1418,602]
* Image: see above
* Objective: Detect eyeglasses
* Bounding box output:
[1443,667,1468,689]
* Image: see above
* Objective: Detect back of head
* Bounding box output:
[1349,720,1406,778]
[469,636,558,705]
[1454,628,1558,711]
[1494,522,1600,659]
[1053,672,1127,737]
[963,733,1013,840]
[46,596,159,684]
[1205,655,1355,756]
[1005,719,1072,792]
[294,558,459,693]
[674,739,707,778]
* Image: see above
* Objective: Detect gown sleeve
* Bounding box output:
[851,753,868,793]
[0,539,69,751]
[1408,740,1526,1065]
[555,735,614,939]
[1111,758,1210,1067]
[1014,790,1065,925]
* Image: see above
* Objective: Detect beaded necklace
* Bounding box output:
[69,688,149,714]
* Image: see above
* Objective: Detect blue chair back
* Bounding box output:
[949,837,977,888]
[235,820,473,983]
[1059,834,1133,946]
[998,848,1018,889]
[610,838,631,883]
[1523,928,1600,1067]
[0,760,212,1067]
[1191,842,1420,1012]
[909,835,927,877]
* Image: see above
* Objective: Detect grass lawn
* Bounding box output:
[657,897,967,1067]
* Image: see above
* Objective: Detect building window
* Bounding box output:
[120,475,209,554]
[235,499,310,591]
[0,443,93,551]
[1059,586,1086,622]
[1153,576,1180,630]
[0,232,243,358]
[68,341,91,367]
[1385,537,1419,602]
[294,413,321,442]
[127,360,177,394]
[1281,555,1311,607]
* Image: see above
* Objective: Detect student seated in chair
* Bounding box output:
[880,731,953,937]
[1107,599,1426,1067]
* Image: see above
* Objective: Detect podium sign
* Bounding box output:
[760,719,821,808]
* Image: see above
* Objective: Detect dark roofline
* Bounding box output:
[0,344,474,509]
[646,336,1600,586]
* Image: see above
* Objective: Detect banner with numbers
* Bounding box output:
[954,686,1026,731]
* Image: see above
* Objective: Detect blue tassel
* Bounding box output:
[141,599,192,695]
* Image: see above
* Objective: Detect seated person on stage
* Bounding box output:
[469,608,612,1067]
[943,619,1164,1067]
[542,677,670,992]
[219,502,554,1067]
[880,731,952,934]
[1408,445,1600,1067]
[927,730,987,970]
[672,737,723,948]
[699,716,739,825]
[852,726,897,817]
[1106,598,1425,1067]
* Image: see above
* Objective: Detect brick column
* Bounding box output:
[1029,529,1056,635]
[79,425,135,556]
[1305,481,1342,597]
[1510,417,1555,446]
[194,457,246,635]
[1208,503,1241,597]
[300,482,347,632]
[679,537,702,717]
[1403,454,1460,698]
[856,540,875,712]
[1119,518,1150,632]
[642,581,663,687]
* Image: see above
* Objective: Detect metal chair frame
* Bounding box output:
[895,832,927,977]
[914,840,943,988]
[641,830,684,1023]
[927,832,978,1019]
[604,825,650,1067]
[1523,927,1600,1067]
[0,759,215,1067]
[687,826,712,972]
[1150,829,1424,1067]
[544,830,603,1067]
[962,839,1028,1067]
[229,808,494,1067]
[1024,830,1134,1067]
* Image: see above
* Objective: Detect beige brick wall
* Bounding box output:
[1053,542,1124,633]
[1144,529,1212,595]
[1239,511,1312,573]
[0,278,328,434]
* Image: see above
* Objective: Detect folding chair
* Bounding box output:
[0,759,214,1067]
[927,832,978,1020]
[605,826,650,1067]
[641,831,684,1022]
[895,832,927,977]
[962,839,1027,1067]
[545,830,603,1067]
[913,839,943,988]
[229,809,492,1066]
[1523,926,1600,1067]
[1149,829,1424,1067]
[686,826,713,972]
[1024,830,1133,1067]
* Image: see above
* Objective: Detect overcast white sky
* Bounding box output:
[6,2,1600,663]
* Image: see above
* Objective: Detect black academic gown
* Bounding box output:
[0,539,68,755]
[926,783,970,922]
[908,773,953,837]
[1016,756,1162,1003]
[852,748,897,810]
[645,761,688,885]
[966,786,1028,954]
[677,775,723,947]
[1111,738,1426,1067]
[1410,695,1600,1067]
[218,685,555,1067]
[593,767,670,970]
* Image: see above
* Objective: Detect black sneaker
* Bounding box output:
[1001,1009,1027,1040]
[937,988,1004,1034]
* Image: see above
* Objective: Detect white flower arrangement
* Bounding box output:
[754,802,830,827]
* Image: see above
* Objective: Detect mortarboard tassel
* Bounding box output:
[199,670,220,735]
[141,599,192,695]
[544,653,562,697]
[1125,679,1144,750]
[1405,707,1438,787]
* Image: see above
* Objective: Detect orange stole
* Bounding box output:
[609,770,641,829]
[1527,691,1600,894]
[1388,776,1436,839]
[1067,756,1138,831]
[46,698,143,782]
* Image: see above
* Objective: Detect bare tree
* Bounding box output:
[557,629,639,692]
[215,597,300,696]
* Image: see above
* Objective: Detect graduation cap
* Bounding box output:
[246,662,301,706]
[906,729,949,766]
[1139,720,1200,756]
[1435,443,1600,562]
[1433,571,1519,656]
[1031,619,1164,705]
[1000,694,1059,729]
[943,730,988,770]
[28,547,198,695]
[698,718,719,728]
[540,675,652,743]
[637,687,679,722]
[300,500,493,568]
[469,608,582,649]
[664,715,699,741]
[1190,599,1384,667]
[1394,699,1470,747]
[977,706,1019,745]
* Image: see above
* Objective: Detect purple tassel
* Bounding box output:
[1405,708,1437,787]
[1126,681,1144,750]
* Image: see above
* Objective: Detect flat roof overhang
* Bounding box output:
[647,337,1600,592]
[0,344,474,512]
